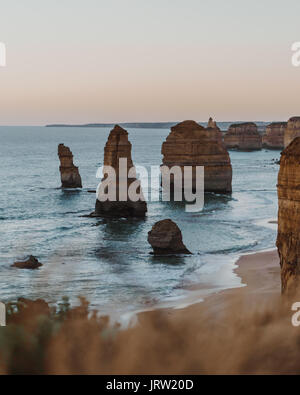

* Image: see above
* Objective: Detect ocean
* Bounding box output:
[0,126,280,319]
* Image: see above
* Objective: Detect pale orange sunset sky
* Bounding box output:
[0,0,300,125]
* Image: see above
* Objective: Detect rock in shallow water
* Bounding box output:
[58,144,82,188]
[12,255,43,270]
[148,219,191,255]
[224,122,262,151]
[262,122,286,150]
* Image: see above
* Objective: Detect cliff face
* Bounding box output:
[262,122,286,149]
[224,122,262,151]
[94,125,147,217]
[161,120,232,193]
[284,117,300,148]
[58,144,82,188]
[277,137,300,293]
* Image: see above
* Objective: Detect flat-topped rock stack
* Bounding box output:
[284,117,300,148]
[262,122,286,149]
[93,125,147,218]
[161,120,232,193]
[277,137,300,294]
[58,144,82,188]
[224,122,262,151]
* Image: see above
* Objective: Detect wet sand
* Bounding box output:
[134,249,293,374]
[171,249,281,322]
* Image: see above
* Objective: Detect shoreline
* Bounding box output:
[138,248,281,324]
[130,248,290,374]
[120,247,279,327]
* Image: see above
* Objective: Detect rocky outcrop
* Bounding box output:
[277,137,300,293]
[12,255,43,270]
[262,122,286,149]
[58,144,82,188]
[284,117,300,148]
[148,219,191,255]
[224,122,262,151]
[161,120,232,193]
[93,125,147,217]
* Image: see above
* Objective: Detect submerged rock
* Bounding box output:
[161,120,232,193]
[284,117,300,148]
[147,219,191,255]
[93,125,147,218]
[224,122,262,151]
[12,255,43,270]
[277,137,300,293]
[262,122,286,150]
[58,144,82,188]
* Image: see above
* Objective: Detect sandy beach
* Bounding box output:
[169,249,281,322]
[131,249,300,374]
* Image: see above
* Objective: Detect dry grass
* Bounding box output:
[1,293,300,375]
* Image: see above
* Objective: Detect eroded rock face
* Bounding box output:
[224,122,262,151]
[277,137,300,293]
[284,117,300,148]
[12,255,43,270]
[58,144,82,188]
[161,120,232,193]
[93,125,147,217]
[147,219,191,255]
[262,122,286,149]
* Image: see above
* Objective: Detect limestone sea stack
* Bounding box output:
[224,122,262,151]
[277,137,300,293]
[58,144,82,188]
[284,117,300,148]
[93,125,147,217]
[262,122,286,150]
[161,120,232,193]
[148,219,191,255]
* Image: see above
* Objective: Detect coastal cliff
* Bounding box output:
[93,125,147,217]
[277,137,300,293]
[284,117,300,148]
[224,122,262,151]
[58,144,82,188]
[262,122,286,149]
[161,120,232,194]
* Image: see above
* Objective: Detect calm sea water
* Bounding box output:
[0,126,280,318]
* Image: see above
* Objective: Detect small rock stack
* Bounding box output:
[224,122,262,151]
[58,144,82,188]
[148,219,191,255]
[262,122,286,150]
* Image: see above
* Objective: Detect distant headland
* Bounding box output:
[46,122,177,129]
[45,121,269,132]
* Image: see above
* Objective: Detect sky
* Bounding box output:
[0,0,300,125]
